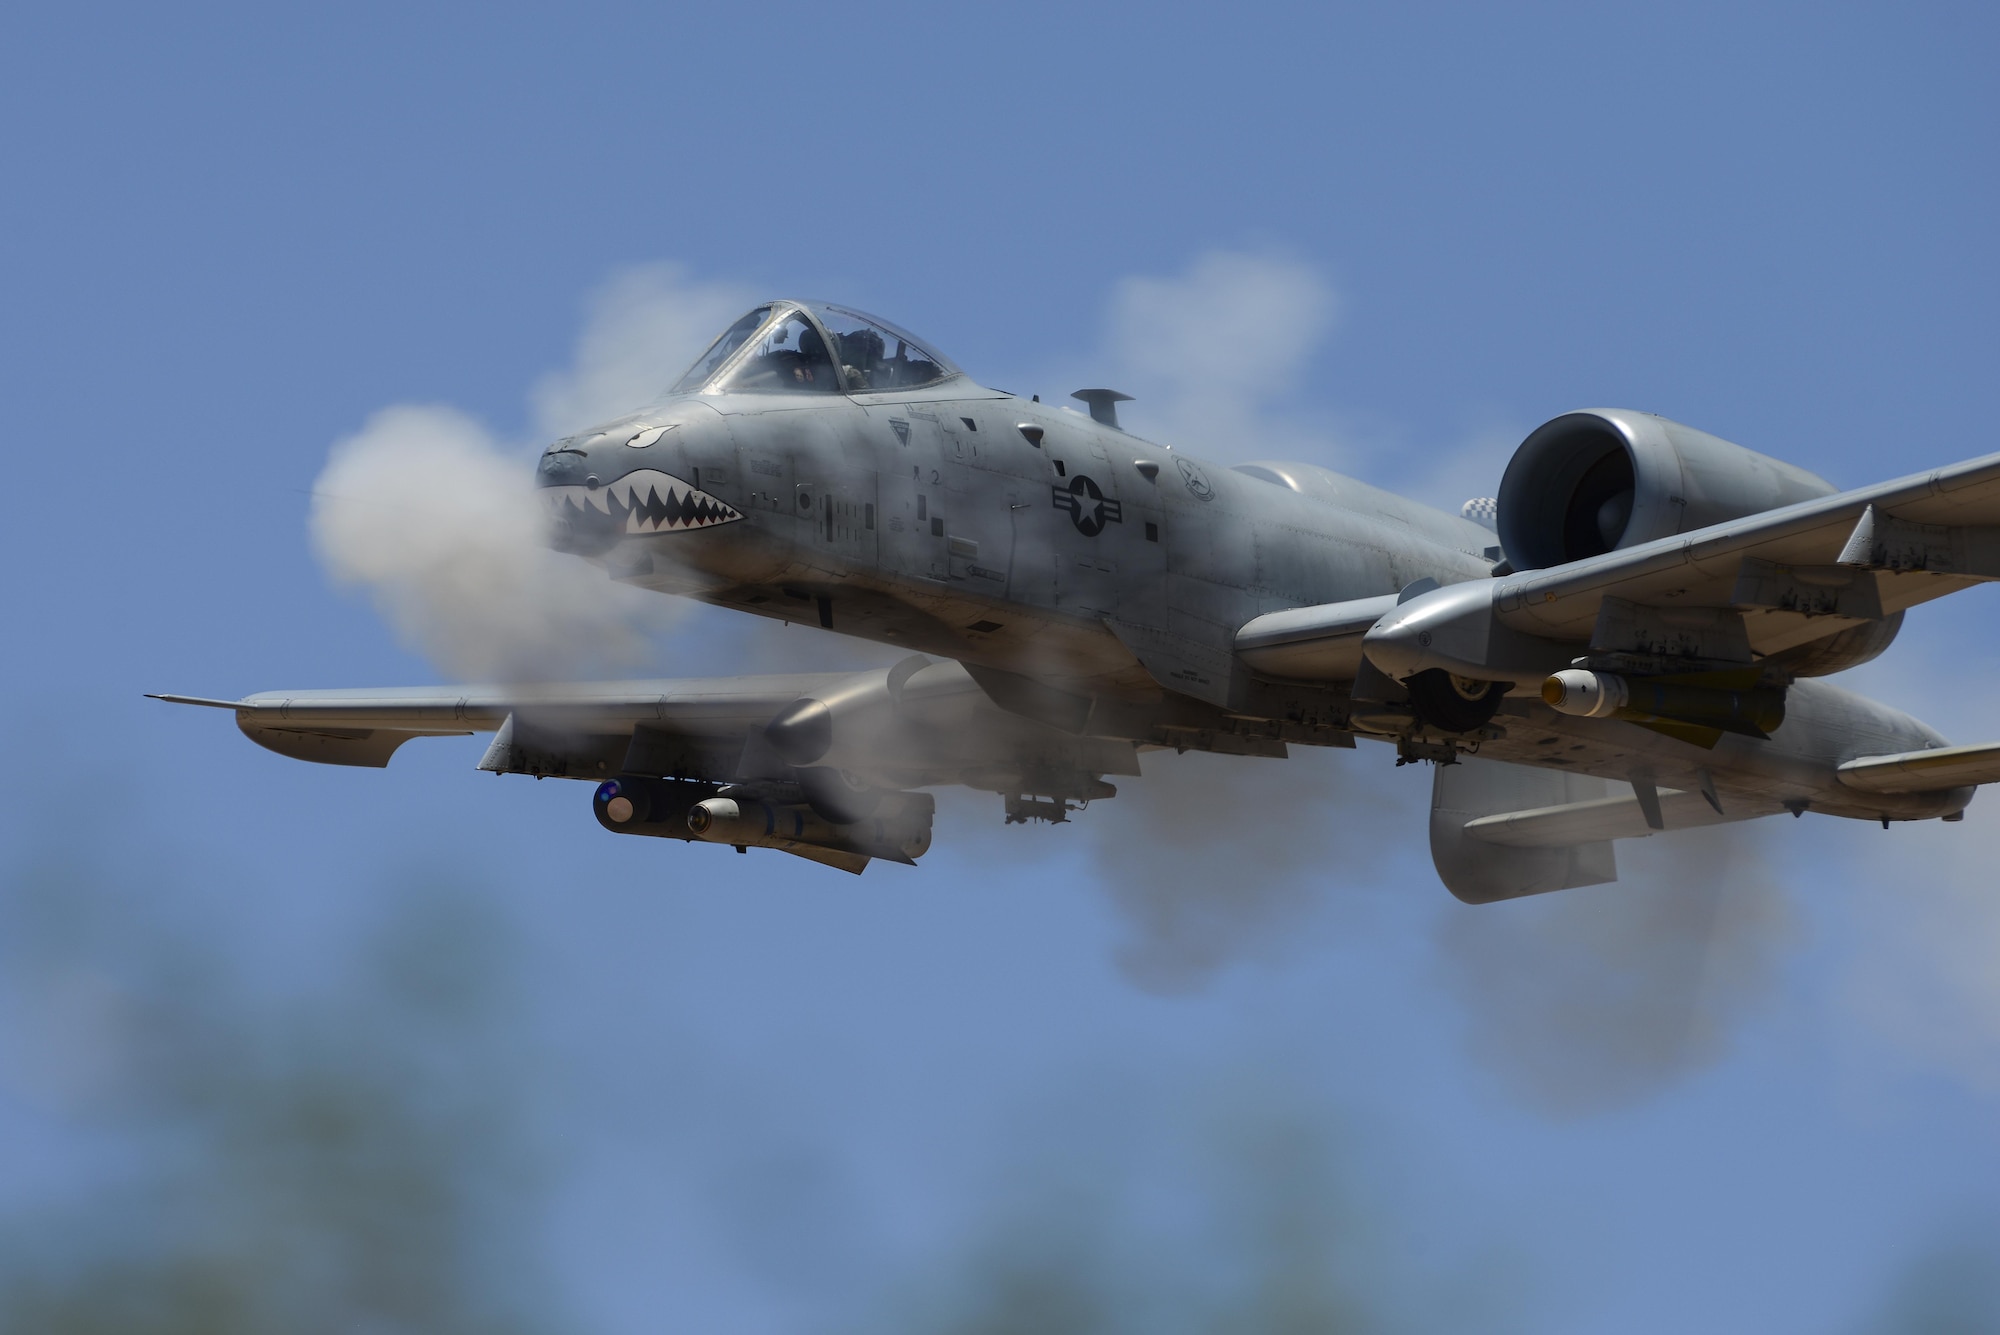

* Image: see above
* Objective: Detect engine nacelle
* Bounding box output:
[1497,409,1836,571]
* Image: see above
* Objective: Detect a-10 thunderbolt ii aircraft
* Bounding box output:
[155,300,2000,898]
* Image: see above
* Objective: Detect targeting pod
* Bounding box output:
[1542,669,1786,739]
[593,776,719,839]
[1541,669,1629,719]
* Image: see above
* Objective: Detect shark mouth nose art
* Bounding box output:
[541,469,743,537]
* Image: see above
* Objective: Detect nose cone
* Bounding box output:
[536,415,742,555]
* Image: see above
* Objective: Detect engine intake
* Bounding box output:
[1497,410,1835,572]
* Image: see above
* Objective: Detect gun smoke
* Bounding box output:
[1432,824,1797,1115]
[1083,746,1408,995]
[309,265,750,683]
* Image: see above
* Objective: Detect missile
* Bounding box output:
[1542,669,1785,738]
[687,792,934,863]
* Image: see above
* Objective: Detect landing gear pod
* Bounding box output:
[1404,669,1509,733]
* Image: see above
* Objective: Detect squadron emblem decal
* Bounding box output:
[1175,456,1215,501]
[1053,475,1122,537]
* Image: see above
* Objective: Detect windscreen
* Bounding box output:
[815,306,950,391]
[716,309,841,393]
[671,305,774,392]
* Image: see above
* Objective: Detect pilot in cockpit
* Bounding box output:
[791,325,831,387]
[832,324,884,389]
[673,303,957,396]
[728,312,839,392]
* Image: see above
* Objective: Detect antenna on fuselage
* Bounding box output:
[1071,388,1133,430]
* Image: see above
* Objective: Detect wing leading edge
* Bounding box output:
[1837,741,2000,794]
[1244,449,2000,685]
[154,676,842,770]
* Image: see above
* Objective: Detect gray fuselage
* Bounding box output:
[536,370,1960,826]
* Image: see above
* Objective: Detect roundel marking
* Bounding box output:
[1051,474,1124,537]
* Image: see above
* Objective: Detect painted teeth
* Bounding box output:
[541,469,743,535]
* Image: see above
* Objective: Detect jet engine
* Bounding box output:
[1496,410,1836,572]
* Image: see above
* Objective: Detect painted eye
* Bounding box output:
[627,425,673,449]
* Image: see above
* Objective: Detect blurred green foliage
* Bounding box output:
[0,858,556,1335]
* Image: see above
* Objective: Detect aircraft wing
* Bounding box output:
[1836,740,2000,794]
[1243,449,2000,681]
[150,660,1141,796]
[152,661,1143,874]
[150,675,846,771]
[1460,784,1771,847]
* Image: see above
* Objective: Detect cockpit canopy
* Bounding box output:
[671,301,959,396]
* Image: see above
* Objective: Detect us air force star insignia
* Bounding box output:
[1052,475,1123,537]
[1175,456,1215,501]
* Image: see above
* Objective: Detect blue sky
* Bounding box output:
[3,3,1998,1331]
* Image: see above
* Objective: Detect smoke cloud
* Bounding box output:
[1086,248,1531,517]
[311,404,679,681]
[1837,670,2000,1095]
[1850,1220,2000,1335]
[531,263,753,440]
[1096,250,1341,462]
[1785,626,2000,1098]
[310,266,752,681]
[1844,849,2000,1098]
[1432,825,1798,1116]
[1085,748,1408,995]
